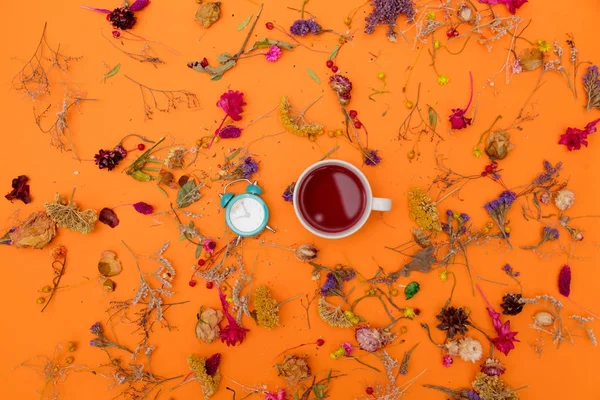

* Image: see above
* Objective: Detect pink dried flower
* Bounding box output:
[480,357,506,376]
[205,353,221,376]
[341,342,353,356]
[355,326,393,352]
[558,265,571,297]
[217,90,246,121]
[449,72,474,130]
[477,285,519,356]
[442,354,453,367]
[129,0,150,11]
[219,288,249,346]
[218,125,242,139]
[265,45,282,62]
[265,388,286,400]
[559,118,600,151]
[133,202,154,215]
[478,0,527,14]
[203,239,217,253]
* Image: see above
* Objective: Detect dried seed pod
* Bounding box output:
[457,4,474,22]
[195,2,221,28]
[485,130,513,160]
[294,244,319,261]
[534,311,554,326]
[103,278,116,292]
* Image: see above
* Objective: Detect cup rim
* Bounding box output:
[293,159,373,239]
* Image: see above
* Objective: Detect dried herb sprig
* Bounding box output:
[101,30,164,66]
[125,75,200,120]
[125,137,167,182]
[40,245,67,312]
[44,188,98,234]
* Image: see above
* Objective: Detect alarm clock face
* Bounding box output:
[227,195,268,236]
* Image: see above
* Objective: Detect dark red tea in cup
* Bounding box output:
[297,165,367,233]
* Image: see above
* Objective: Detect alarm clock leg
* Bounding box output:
[265,225,276,233]
[235,236,243,246]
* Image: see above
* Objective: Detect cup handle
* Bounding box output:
[372,197,392,212]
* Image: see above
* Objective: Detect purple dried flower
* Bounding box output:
[242,157,258,179]
[467,390,483,400]
[90,322,103,336]
[365,0,416,41]
[89,338,107,347]
[460,213,470,222]
[306,19,322,34]
[129,0,150,12]
[329,75,353,105]
[219,125,243,139]
[446,209,454,217]
[542,226,560,241]
[533,160,562,184]
[133,202,154,215]
[282,182,295,203]
[480,357,506,376]
[290,19,310,36]
[558,265,571,297]
[363,149,381,166]
[583,65,600,111]
[341,341,353,355]
[205,353,221,376]
[320,273,338,296]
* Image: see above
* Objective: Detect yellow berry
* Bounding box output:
[377,72,386,80]
[196,139,202,147]
[327,130,335,138]
[335,263,343,270]
[214,137,220,143]
[434,40,441,49]
[405,100,414,109]
[36,297,45,304]
[486,222,494,229]
[504,227,512,234]
[407,150,416,160]
[426,11,436,20]
[453,212,460,219]
[40,285,52,293]
[67,341,76,351]
[344,16,352,25]
[335,129,343,137]
[482,227,490,234]
[204,252,211,259]
[464,307,471,316]
[65,357,74,364]
[391,288,398,296]
[226,296,233,303]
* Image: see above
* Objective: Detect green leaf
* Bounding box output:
[103,63,120,82]
[237,14,252,30]
[405,281,420,300]
[216,52,235,64]
[195,243,203,259]
[177,180,202,208]
[246,38,296,52]
[328,44,340,60]
[307,68,321,84]
[428,106,438,130]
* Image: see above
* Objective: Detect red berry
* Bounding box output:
[316,338,325,346]
[137,143,145,151]
[200,57,209,68]
[354,121,362,129]
[366,387,374,395]
[485,165,493,173]
[112,30,121,38]
[189,280,197,287]
[481,171,488,177]
[266,22,274,30]
[198,259,206,266]
[414,308,421,315]
[208,241,217,249]
[349,110,358,119]
[492,161,499,169]
[206,281,214,289]
[326,60,334,68]
[331,65,339,73]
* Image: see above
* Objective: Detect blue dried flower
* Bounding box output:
[446,209,454,217]
[90,322,103,336]
[533,160,562,184]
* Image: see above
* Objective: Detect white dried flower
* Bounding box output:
[458,336,483,363]
[534,311,554,326]
[554,190,575,211]
[445,340,460,356]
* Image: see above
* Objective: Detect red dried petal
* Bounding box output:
[558,265,571,297]
[133,202,154,215]
[216,90,246,121]
[5,175,31,204]
[99,208,120,228]
[129,0,150,11]
[205,353,221,376]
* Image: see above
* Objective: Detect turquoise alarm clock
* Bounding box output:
[220,179,274,238]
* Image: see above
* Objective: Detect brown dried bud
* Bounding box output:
[195,308,223,343]
[518,48,543,71]
[9,211,57,249]
[103,278,116,292]
[195,2,221,28]
[457,4,474,22]
[294,244,319,261]
[485,130,513,160]
[533,311,554,326]
[178,175,190,187]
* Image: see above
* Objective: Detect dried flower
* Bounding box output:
[133,202,154,215]
[187,353,221,398]
[478,0,527,15]
[554,190,574,211]
[458,337,483,363]
[195,2,221,28]
[457,4,474,22]
[442,354,453,367]
[278,97,324,138]
[5,175,31,204]
[364,0,416,42]
[98,250,122,277]
[294,244,319,261]
[484,191,516,246]
[329,75,353,106]
[219,288,249,346]
[277,355,311,386]
[282,183,295,201]
[290,20,314,36]
[437,75,450,85]
[558,265,571,297]
[436,306,469,338]
[265,389,286,400]
[583,65,600,111]
[518,48,543,71]
[253,286,279,329]
[559,118,600,151]
[217,90,246,121]
[521,226,560,250]
[196,308,223,344]
[317,297,354,328]
[472,372,519,400]
[487,306,519,356]
[94,145,127,171]
[355,325,395,352]
[265,45,282,62]
[485,131,513,160]
[480,358,506,377]
[408,187,441,233]
[363,148,382,166]
[45,191,98,234]
[7,211,56,249]
[449,72,474,130]
[500,293,524,315]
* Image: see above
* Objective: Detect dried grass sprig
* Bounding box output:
[44,188,98,234]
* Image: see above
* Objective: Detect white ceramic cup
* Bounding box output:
[293,159,392,239]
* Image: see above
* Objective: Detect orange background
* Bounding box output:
[1,0,599,399]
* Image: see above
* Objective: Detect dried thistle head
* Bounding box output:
[485,130,514,160]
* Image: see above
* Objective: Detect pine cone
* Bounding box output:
[435,306,469,338]
[500,293,524,316]
[107,7,137,30]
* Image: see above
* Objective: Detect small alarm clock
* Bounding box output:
[220,179,275,238]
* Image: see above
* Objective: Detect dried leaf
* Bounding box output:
[519,48,543,71]
[103,63,120,82]
[398,343,419,375]
[404,282,420,300]
[328,44,340,60]
[428,106,438,131]
[396,246,436,277]
[306,68,321,84]
[44,193,98,234]
[195,308,223,343]
[98,251,122,277]
[246,39,296,52]
[177,180,202,208]
[195,2,221,28]
[9,211,57,249]
[237,14,252,30]
[99,208,120,228]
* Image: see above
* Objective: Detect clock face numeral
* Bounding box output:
[229,197,266,233]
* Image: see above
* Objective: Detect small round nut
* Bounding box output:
[534,311,554,326]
